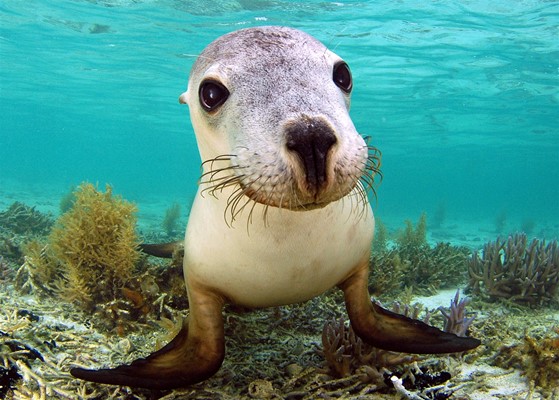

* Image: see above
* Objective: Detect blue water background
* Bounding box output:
[1,1,558,238]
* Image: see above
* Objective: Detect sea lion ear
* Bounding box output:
[179,91,188,104]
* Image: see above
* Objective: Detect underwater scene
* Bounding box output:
[1,0,558,399]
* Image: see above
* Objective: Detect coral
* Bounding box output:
[370,242,470,297]
[369,214,470,297]
[396,212,427,249]
[496,327,559,396]
[162,202,181,237]
[0,202,53,236]
[368,251,405,297]
[17,183,141,313]
[467,233,559,305]
[437,290,476,337]
[523,327,559,394]
[15,240,61,296]
[321,318,417,383]
[371,218,388,254]
[0,256,13,284]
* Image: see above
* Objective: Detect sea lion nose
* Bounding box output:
[285,117,337,195]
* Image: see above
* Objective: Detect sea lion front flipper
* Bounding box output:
[139,241,182,258]
[71,288,225,389]
[339,263,481,354]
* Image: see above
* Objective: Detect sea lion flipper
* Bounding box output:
[364,301,481,353]
[71,290,225,389]
[139,241,182,258]
[340,264,480,354]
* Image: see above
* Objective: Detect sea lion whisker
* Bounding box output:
[200,170,242,187]
[199,163,243,181]
[223,186,247,226]
[246,194,262,231]
[257,177,279,226]
[202,176,243,199]
[200,156,234,175]
[200,154,235,167]
[228,178,263,223]
[356,182,370,219]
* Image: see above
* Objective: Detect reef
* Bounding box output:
[14,183,190,334]
[369,214,470,297]
[467,233,559,305]
[438,290,476,337]
[15,184,144,329]
[524,328,559,393]
[0,202,53,236]
[494,326,559,396]
[320,295,475,399]
[0,202,54,284]
[321,317,418,382]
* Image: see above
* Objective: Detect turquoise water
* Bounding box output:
[1,0,558,237]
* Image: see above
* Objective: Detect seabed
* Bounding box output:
[1,188,558,399]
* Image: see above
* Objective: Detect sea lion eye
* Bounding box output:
[332,62,352,93]
[199,80,230,111]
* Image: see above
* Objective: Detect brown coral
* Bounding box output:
[467,233,559,305]
[523,327,559,393]
[321,318,417,383]
[370,242,470,297]
[0,202,54,236]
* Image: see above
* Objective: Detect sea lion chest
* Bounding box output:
[183,188,374,308]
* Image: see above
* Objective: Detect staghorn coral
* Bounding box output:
[523,327,559,394]
[396,212,428,249]
[370,242,470,297]
[321,318,417,384]
[17,183,141,314]
[467,233,559,305]
[370,214,470,297]
[438,290,476,337]
[495,327,559,396]
[371,218,388,254]
[0,202,53,236]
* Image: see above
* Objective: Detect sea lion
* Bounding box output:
[71,26,480,389]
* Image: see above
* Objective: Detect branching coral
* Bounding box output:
[396,212,428,249]
[523,327,559,394]
[370,242,470,297]
[438,290,476,337]
[467,233,559,305]
[369,214,470,297]
[496,327,559,395]
[0,202,53,236]
[321,318,417,384]
[371,218,388,254]
[17,183,141,313]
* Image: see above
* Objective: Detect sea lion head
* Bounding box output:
[179,26,379,212]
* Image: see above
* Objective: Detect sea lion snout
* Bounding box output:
[284,116,337,197]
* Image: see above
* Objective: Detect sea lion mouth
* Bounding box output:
[199,142,381,225]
